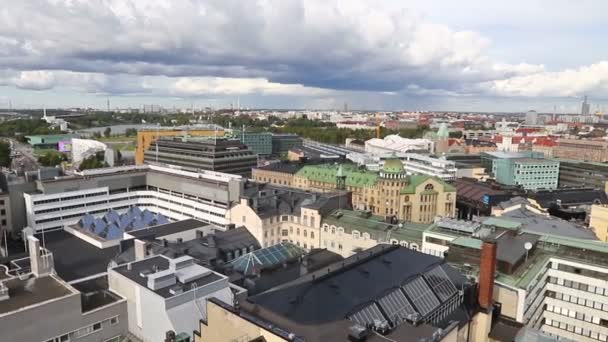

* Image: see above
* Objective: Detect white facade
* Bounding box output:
[24,165,241,231]
[72,138,107,164]
[364,135,433,154]
[347,152,457,180]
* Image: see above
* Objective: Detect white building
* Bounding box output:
[23,164,244,231]
[364,135,433,154]
[108,254,236,342]
[347,152,457,181]
[72,138,107,164]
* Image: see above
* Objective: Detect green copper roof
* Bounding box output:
[297,164,378,187]
[400,174,456,194]
[382,159,405,173]
[336,164,344,178]
[451,236,482,249]
[437,123,449,138]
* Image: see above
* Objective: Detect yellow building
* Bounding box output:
[135,127,224,164]
[590,204,608,241]
[291,160,456,223]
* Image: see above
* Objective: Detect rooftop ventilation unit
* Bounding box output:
[139,269,152,278]
[169,285,183,295]
[347,325,369,342]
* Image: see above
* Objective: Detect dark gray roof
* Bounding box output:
[530,188,608,208]
[255,162,304,175]
[494,232,540,265]
[241,245,473,342]
[501,207,598,240]
[126,219,210,239]
[213,227,261,253]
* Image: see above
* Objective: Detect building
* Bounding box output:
[228,183,351,249]
[553,138,608,163]
[525,110,539,125]
[452,178,521,219]
[23,164,245,231]
[434,122,450,154]
[582,95,591,116]
[0,236,127,342]
[557,158,608,188]
[25,134,79,150]
[482,151,559,190]
[364,134,433,154]
[292,161,456,223]
[233,131,272,155]
[271,134,303,155]
[589,204,608,241]
[196,244,491,342]
[144,137,258,176]
[464,139,498,154]
[252,162,304,187]
[108,254,235,342]
[348,152,458,181]
[136,126,224,164]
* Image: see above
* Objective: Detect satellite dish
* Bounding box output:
[524,242,533,251]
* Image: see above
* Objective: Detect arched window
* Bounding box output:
[400,241,408,247]
[425,184,434,191]
[353,230,360,239]
[390,239,398,245]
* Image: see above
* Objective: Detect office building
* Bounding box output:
[525,110,539,125]
[292,161,456,223]
[482,151,559,190]
[557,159,608,188]
[271,134,303,155]
[553,139,608,163]
[582,95,591,116]
[196,244,491,342]
[0,236,127,342]
[232,131,272,155]
[144,137,258,176]
[23,164,245,231]
[136,125,224,164]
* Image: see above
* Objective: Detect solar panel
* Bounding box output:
[80,214,95,229]
[349,303,386,327]
[155,215,169,225]
[424,265,457,301]
[377,288,417,325]
[402,277,440,316]
[106,225,123,240]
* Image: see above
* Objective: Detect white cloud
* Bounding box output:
[169,77,331,97]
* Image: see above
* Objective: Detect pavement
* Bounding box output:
[10,139,39,172]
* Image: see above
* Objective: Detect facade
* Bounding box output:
[525,110,539,125]
[589,204,608,241]
[482,151,559,190]
[0,237,127,342]
[136,126,224,164]
[348,152,458,180]
[144,137,258,176]
[271,134,303,155]
[557,158,608,188]
[292,161,456,223]
[23,164,244,231]
[108,254,234,342]
[233,131,272,155]
[25,134,79,149]
[251,162,303,187]
[554,138,608,163]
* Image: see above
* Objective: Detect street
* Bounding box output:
[10,139,40,172]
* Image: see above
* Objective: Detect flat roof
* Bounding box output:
[127,219,210,239]
[0,275,74,315]
[113,256,223,298]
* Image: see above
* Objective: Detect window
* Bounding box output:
[338,244,343,250]
[310,231,315,239]
[282,229,289,236]
[242,216,246,223]
[296,228,300,235]
[303,230,308,237]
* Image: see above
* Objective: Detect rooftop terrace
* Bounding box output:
[0,275,75,316]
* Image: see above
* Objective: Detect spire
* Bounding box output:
[336,164,344,178]
[437,122,449,139]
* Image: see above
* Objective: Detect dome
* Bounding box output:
[382,159,405,174]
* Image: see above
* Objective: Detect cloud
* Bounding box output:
[0,0,606,104]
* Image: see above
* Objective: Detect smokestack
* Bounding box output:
[134,239,148,261]
[28,236,52,277]
[478,239,497,311]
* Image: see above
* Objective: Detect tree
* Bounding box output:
[125,128,138,137]
[0,140,11,168]
[104,127,112,138]
[79,153,108,170]
[38,151,67,167]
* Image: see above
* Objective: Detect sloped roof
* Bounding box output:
[401,175,456,194]
[297,164,378,187]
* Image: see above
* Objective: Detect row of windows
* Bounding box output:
[44,316,118,342]
[546,304,608,326]
[548,276,608,296]
[547,290,608,312]
[544,317,608,341]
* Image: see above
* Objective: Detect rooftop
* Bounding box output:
[297,163,378,187]
[254,162,305,175]
[0,275,75,315]
[113,255,224,299]
[241,245,473,342]
[126,218,209,240]
[323,209,430,243]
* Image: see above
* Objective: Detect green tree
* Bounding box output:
[125,128,138,137]
[0,140,11,167]
[104,127,112,138]
[79,153,108,170]
[38,151,67,167]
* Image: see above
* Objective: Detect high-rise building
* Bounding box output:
[582,95,591,116]
[525,110,539,125]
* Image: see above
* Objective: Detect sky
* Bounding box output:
[1,0,608,112]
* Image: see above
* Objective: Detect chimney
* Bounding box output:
[134,239,148,261]
[28,236,52,277]
[478,239,497,311]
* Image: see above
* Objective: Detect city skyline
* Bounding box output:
[1,0,608,111]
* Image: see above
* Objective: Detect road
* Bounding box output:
[10,139,40,172]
